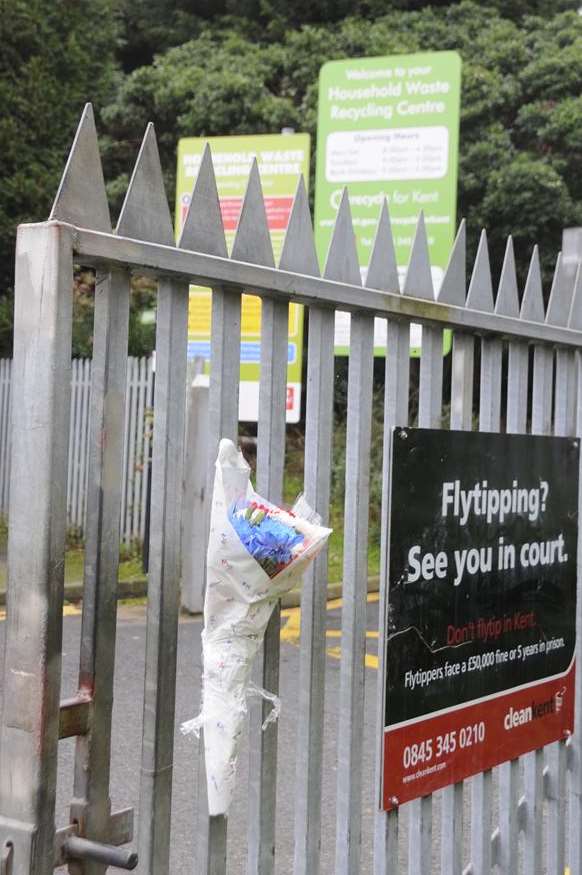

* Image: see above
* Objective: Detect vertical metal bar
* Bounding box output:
[181,373,209,614]
[139,358,155,544]
[67,364,75,524]
[479,338,502,432]
[497,335,529,875]
[523,749,544,874]
[497,757,519,875]
[247,297,288,875]
[470,770,493,875]
[197,286,241,875]
[450,334,474,430]
[0,360,8,512]
[418,326,443,429]
[531,346,553,436]
[374,319,410,875]
[138,277,188,874]
[506,344,529,435]
[72,360,83,528]
[0,360,4,511]
[546,344,573,875]
[69,268,130,873]
[133,358,146,542]
[84,361,92,525]
[207,288,241,465]
[293,307,335,875]
[546,739,567,875]
[554,349,576,438]
[441,786,464,875]
[335,312,375,875]
[77,361,86,529]
[569,348,582,875]
[0,360,7,512]
[120,358,132,545]
[409,797,432,874]
[0,359,9,512]
[408,322,443,873]
[468,335,502,875]
[79,358,92,531]
[0,222,73,874]
[127,354,139,541]
[442,329,474,875]
[522,341,554,875]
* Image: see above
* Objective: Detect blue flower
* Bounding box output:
[228,501,304,577]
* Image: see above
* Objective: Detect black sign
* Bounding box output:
[381,427,578,809]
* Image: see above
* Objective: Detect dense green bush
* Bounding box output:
[102,3,582,291]
[3,1,582,355]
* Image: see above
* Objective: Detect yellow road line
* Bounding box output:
[64,604,82,616]
[325,645,378,670]
[325,629,378,639]
[0,603,82,622]
[281,592,380,669]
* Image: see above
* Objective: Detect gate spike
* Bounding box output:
[520,245,545,323]
[50,103,111,232]
[546,252,572,327]
[466,229,494,312]
[116,123,174,246]
[323,189,361,284]
[403,212,433,300]
[568,264,582,331]
[178,144,227,256]
[279,175,319,275]
[365,201,399,292]
[495,237,519,317]
[231,159,274,267]
[437,220,466,305]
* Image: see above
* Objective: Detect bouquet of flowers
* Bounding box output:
[181,439,331,816]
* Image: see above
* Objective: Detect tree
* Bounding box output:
[102,3,582,289]
[0,0,119,301]
[3,0,582,358]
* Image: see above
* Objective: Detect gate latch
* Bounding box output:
[64,836,137,870]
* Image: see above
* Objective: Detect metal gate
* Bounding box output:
[1,103,582,875]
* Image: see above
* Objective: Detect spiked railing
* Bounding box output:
[1,103,582,875]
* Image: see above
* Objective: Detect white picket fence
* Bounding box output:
[0,356,154,544]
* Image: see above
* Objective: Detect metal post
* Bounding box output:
[561,227,582,875]
[138,278,188,873]
[69,267,130,873]
[0,222,73,874]
[181,373,209,613]
[197,285,241,875]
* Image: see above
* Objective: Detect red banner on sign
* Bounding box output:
[382,661,574,809]
[217,195,294,232]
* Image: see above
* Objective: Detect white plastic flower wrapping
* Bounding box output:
[181,438,332,815]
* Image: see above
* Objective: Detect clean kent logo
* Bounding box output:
[504,695,557,730]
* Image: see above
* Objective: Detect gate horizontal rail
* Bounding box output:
[55,224,582,348]
[1,102,581,875]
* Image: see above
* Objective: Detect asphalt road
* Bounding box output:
[0,597,397,874]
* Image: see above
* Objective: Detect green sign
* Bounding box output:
[176,133,310,422]
[315,51,461,355]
